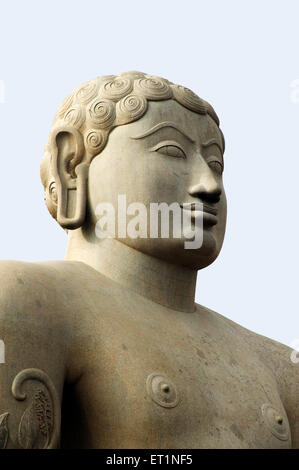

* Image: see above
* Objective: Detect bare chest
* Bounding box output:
[63,305,291,449]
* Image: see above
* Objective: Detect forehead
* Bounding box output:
[111,99,223,148]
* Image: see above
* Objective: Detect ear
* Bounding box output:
[50,126,89,229]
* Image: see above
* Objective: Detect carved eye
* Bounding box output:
[208,160,223,175]
[155,144,186,159]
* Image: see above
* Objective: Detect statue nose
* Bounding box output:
[188,173,222,204]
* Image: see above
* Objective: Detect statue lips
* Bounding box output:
[180,203,218,226]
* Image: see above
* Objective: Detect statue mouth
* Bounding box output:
[180,203,218,226]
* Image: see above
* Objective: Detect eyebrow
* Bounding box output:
[201,138,224,154]
[130,121,195,143]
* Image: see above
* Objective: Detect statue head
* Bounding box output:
[41,71,226,269]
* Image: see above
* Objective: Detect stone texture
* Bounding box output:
[0,72,297,448]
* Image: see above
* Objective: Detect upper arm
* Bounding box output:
[0,261,69,449]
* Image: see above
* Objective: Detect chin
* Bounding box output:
[176,230,221,270]
[122,230,222,270]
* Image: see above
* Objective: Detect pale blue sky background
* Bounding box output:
[0,0,298,347]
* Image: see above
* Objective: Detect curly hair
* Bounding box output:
[40,71,225,221]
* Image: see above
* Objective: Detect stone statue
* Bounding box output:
[0,72,297,449]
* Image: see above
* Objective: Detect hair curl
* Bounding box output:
[41,71,225,221]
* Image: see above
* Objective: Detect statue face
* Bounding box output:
[88,100,227,269]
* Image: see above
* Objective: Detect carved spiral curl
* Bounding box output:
[85,129,107,156]
[116,94,148,124]
[98,74,116,82]
[120,71,146,80]
[87,98,115,129]
[202,99,220,126]
[171,84,207,114]
[12,368,60,449]
[100,77,133,101]
[56,93,74,119]
[75,80,99,104]
[64,106,85,128]
[48,72,222,190]
[134,76,172,100]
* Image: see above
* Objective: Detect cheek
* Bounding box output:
[88,152,188,216]
[88,154,133,206]
[215,191,227,242]
[140,156,187,204]
[220,191,227,222]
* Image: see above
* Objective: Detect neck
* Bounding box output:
[65,228,197,312]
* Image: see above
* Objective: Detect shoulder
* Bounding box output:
[0,260,99,383]
[201,305,299,446]
[0,259,120,382]
[212,308,296,382]
[0,258,107,311]
[0,259,81,322]
[199,304,294,371]
[0,259,75,344]
[0,258,111,334]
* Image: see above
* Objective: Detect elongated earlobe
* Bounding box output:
[50,126,89,230]
[56,161,89,229]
